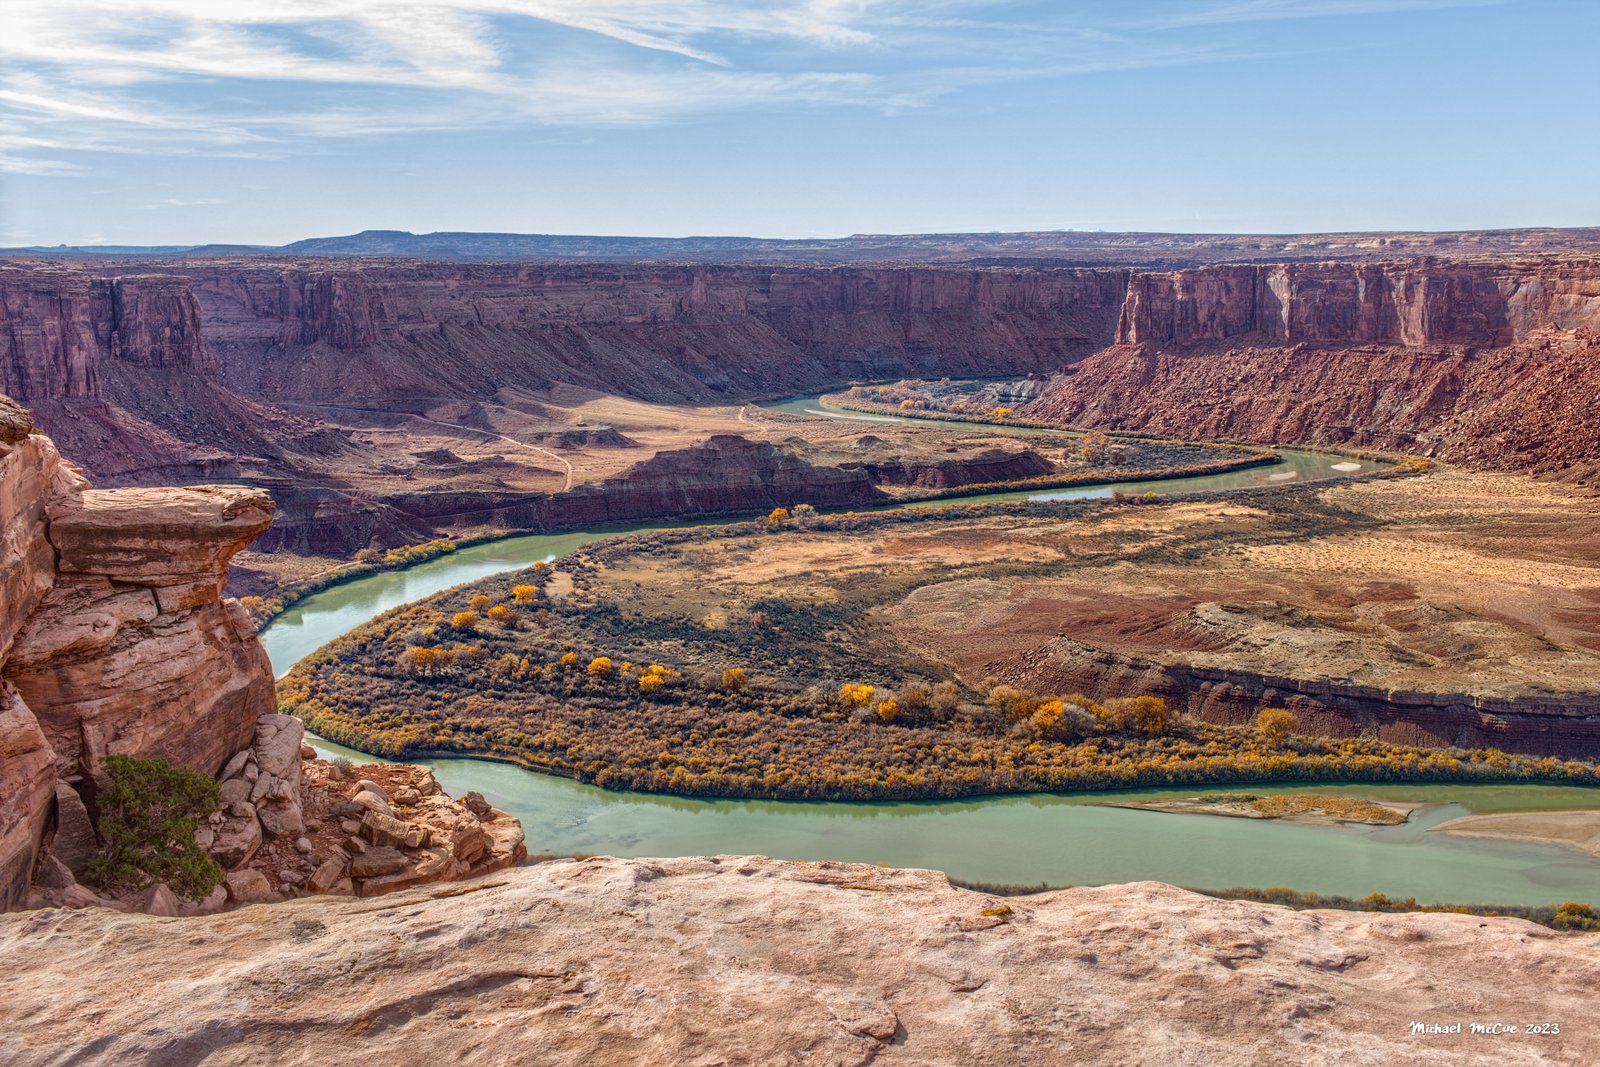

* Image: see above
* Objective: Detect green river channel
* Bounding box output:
[262,394,1600,906]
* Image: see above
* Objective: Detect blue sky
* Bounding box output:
[1,0,1595,245]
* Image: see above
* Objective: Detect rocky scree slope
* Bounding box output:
[1,855,1595,1067]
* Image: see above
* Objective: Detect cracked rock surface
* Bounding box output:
[1,856,1596,1066]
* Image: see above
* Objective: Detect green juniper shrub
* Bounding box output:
[86,754,224,902]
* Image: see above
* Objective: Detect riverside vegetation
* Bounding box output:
[279,488,1600,801]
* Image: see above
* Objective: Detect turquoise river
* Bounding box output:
[261,394,1600,906]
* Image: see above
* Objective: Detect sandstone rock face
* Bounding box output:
[46,781,95,879]
[0,686,55,913]
[0,399,66,912]
[365,434,889,538]
[1031,257,1600,480]
[0,390,275,910]
[194,263,1131,405]
[0,857,1594,1066]
[0,272,101,400]
[850,445,1055,489]
[553,433,886,522]
[1031,336,1600,478]
[4,485,276,780]
[1115,259,1600,347]
[0,270,215,403]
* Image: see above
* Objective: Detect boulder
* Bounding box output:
[177,885,228,917]
[359,810,410,848]
[349,847,408,880]
[257,803,305,841]
[208,815,262,869]
[245,716,306,842]
[252,714,304,782]
[139,883,180,921]
[248,773,291,805]
[219,778,251,807]
[223,869,272,904]
[49,781,97,878]
[478,809,527,869]
[30,853,75,891]
[351,790,393,817]
[219,749,252,782]
[308,856,346,893]
[410,796,486,862]
[354,779,389,802]
[355,846,460,896]
[461,791,492,817]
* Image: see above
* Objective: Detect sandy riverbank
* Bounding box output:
[1431,809,1600,857]
[1097,793,1415,826]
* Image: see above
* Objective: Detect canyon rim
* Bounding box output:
[6,1,1600,1063]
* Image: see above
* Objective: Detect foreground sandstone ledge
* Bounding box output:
[1,857,1595,1067]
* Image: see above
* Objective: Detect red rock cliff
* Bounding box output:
[1032,257,1600,476]
[0,270,214,400]
[0,392,275,911]
[188,262,1130,405]
[1115,259,1600,347]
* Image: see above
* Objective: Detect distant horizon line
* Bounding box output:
[8,222,1600,254]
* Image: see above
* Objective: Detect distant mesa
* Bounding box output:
[6,225,1600,266]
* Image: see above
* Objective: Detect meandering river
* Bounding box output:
[262,394,1600,906]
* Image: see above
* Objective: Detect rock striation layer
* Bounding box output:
[1113,259,1600,347]
[191,262,1131,405]
[0,392,275,910]
[0,856,1595,1066]
[1031,258,1600,479]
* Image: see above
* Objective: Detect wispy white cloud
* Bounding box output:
[1145,0,1499,30]
[0,0,1496,175]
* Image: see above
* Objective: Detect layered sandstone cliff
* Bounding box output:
[1031,258,1600,478]
[188,261,1129,405]
[1114,259,1600,347]
[1,856,1596,1067]
[0,269,211,397]
[0,393,276,910]
[0,267,344,488]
